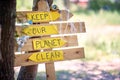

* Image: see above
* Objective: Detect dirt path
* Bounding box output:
[34,59,120,80]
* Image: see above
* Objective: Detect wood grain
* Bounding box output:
[15,35,78,52]
[15,47,85,67]
[16,10,73,23]
[16,22,86,37]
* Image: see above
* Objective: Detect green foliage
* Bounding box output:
[17,0,33,11]
[84,35,120,61]
[36,72,46,80]
[73,10,120,26]
[89,0,120,11]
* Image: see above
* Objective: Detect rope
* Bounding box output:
[70,22,77,33]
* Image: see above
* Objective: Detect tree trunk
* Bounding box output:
[17,66,38,80]
[0,0,16,80]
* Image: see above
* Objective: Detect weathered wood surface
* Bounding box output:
[15,47,85,67]
[16,10,73,23]
[46,63,56,80]
[15,35,78,52]
[16,22,86,37]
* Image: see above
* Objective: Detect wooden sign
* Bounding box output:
[15,35,78,52]
[17,10,73,23]
[32,37,66,50]
[29,50,64,62]
[15,47,85,67]
[15,1,86,80]
[22,25,58,36]
[27,11,60,22]
[16,22,85,37]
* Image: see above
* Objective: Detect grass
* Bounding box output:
[17,0,33,11]
[72,9,120,61]
[72,9,120,27]
[70,8,120,61]
[83,33,120,61]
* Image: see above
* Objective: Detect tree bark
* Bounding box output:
[17,66,38,80]
[0,0,16,80]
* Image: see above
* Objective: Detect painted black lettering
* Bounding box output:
[41,53,45,60]
[55,51,61,58]
[43,40,50,47]
[35,14,39,20]
[39,41,45,48]
[36,53,40,61]
[44,14,48,19]
[41,27,46,33]
[37,28,41,33]
[32,27,46,35]
[42,39,61,48]
[33,28,36,34]
[36,41,41,49]
[57,39,61,45]
[46,52,49,59]
[31,14,34,20]
[40,14,44,20]
[51,52,55,59]
[51,39,57,46]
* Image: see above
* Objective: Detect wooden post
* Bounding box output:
[46,63,56,80]
[37,0,56,80]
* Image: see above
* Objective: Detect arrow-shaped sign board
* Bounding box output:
[33,38,66,50]
[29,50,64,62]
[27,11,60,22]
[16,22,86,37]
[15,35,78,52]
[22,25,58,36]
[17,10,73,23]
[15,47,85,67]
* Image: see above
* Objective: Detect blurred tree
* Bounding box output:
[63,0,70,9]
[88,0,120,11]
[114,0,120,11]
[0,0,16,80]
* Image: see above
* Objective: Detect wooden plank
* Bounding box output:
[15,47,85,67]
[46,63,56,80]
[15,35,78,52]
[35,1,57,80]
[16,22,86,37]
[37,0,50,11]
[16,10,73,23]
[32,37,66,50]
[29,50,64,62]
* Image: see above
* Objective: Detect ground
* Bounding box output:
[14,59,120,80]
[14,25,120,80]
